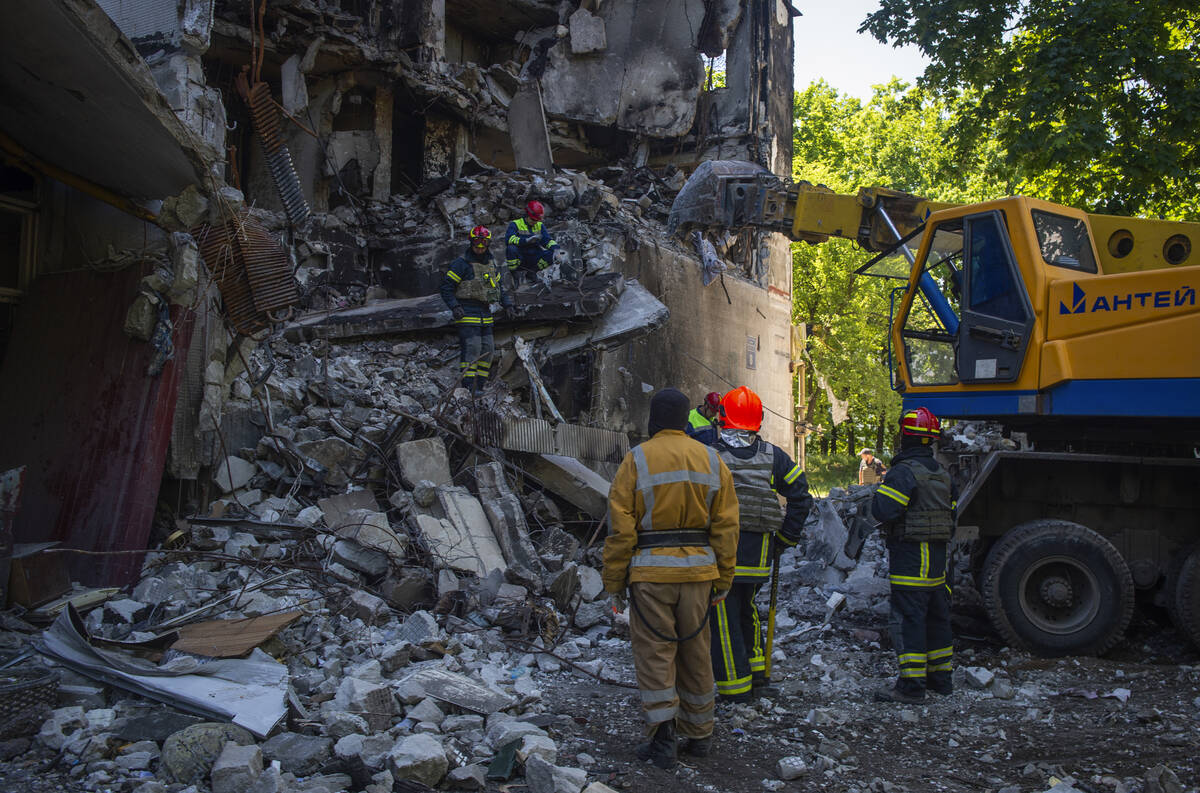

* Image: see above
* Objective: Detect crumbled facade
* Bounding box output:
[0,0,797,583]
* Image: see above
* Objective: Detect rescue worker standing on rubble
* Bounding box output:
[872,407,958,704]
[439,225,513,393]
[506,200,558,284]
[706,386,812,701]
[603,388,739,769]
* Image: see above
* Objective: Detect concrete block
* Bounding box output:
[569,8,606,53]
[448,763,488,790]
[421,487,506,578]
[214,456,256,492]
[333,539,389,577]
[507,83,554,172]
[387,734,447,787]
[336,509,407,560]
[280,54,308,115]
[396,438,451,487]
[210,741,263,793]
[524,754,587,793]
[333,678,398,733]
[474,462,546,585]
[523,454,609,518]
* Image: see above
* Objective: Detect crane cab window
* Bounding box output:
[967,215,1025,321]
[1032,210,1097,272]
[901,221,962,386]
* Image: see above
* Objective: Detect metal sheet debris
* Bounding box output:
[171,610,304,658]
[38,607,288,737]
[501,418,630,464]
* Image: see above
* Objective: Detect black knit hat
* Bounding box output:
[648,388,690,437]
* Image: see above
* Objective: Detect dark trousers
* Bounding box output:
[887,539,953,691]
[456,319,494,392]
[710,581,766,701]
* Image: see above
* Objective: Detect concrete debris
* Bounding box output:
[387,733,448,787]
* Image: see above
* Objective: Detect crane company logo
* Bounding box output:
[1059,282,1195,315]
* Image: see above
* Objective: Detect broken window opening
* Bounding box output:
[391,96,426,193]
[333,87,376,132]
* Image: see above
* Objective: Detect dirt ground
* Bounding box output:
[540,610,1200,793]
[2,610,1196,793]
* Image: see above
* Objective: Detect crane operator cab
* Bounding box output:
[856,198,1199,422]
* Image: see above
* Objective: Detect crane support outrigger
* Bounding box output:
[671,161,1200,657]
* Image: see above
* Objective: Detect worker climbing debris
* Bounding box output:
[440,225,513,394]
[506,200,559,285]
[703,386,812,701]
[602,388,739,769]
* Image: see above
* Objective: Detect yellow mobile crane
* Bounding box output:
[671,161,1200,657]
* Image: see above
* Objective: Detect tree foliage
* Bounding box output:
[861,1,1200,218]
[791,80,1011,457]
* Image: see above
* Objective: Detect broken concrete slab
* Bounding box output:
[508,82,554,172]
[413,487,506,578]
[569,8,606,54]
[521,454,610,518]
[387,734,447,787]
[398,668,515,715]
[474,462,546,586]
[396,438,452,488]
[210,741,263,793]
[214,456,256,492]
[318,490,380,529]
[335,509,407,561]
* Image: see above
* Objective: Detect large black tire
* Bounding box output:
[1169,543,1200,650]
[981,519,1134,656]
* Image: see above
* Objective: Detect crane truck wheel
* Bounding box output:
[981,519,1134,656]
[1168,543,1200,650]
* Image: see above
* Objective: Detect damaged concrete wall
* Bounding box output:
[540,0,708,137]
[598,240,794,446]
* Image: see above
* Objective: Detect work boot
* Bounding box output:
[635,722,677,770]
[873,680,926,704]
[751,680,779,700]
[679,736,711,757]
[927,671,953,695]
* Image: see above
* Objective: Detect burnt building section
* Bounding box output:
[1,0,798,587]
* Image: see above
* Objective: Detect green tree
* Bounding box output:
[791,80,1012,462]
[861,1,1200,219]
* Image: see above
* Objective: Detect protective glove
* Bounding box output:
[609,590,628,614]
[710,588,730,606]
[451,305,465,321]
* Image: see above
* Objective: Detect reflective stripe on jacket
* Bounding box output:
[687,409,712,430]
[603,430,739,592]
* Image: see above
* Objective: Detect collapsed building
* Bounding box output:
[0,0,799,588]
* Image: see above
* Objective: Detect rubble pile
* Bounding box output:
[280,166,684,316]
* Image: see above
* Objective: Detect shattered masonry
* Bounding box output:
[0,0,797,582]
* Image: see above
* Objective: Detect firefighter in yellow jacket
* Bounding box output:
[603,388,739,770]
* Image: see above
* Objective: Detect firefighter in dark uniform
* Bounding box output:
[706,386,812,702]
[872,406,958,703]
[505,200,558,284]
[439,225,513,393]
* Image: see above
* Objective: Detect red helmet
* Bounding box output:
[900,407,941,440]
[720,386,763,432]
[470,225,491,242]
[703,391,721,411]
[525,200,545,221]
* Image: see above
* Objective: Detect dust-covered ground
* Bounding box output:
[537,609,1200,793]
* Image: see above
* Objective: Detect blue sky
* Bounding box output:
[791,1,930,100]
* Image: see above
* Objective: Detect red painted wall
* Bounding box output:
[0,267,191,586]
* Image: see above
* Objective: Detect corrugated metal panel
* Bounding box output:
[501,418,629,464]
[94,0,179,43]
[194,211,299,334]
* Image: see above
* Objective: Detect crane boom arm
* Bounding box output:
[667,160,956,251]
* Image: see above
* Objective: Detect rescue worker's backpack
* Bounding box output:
[892,458,954,542]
